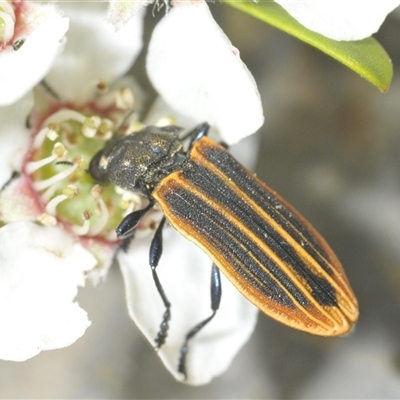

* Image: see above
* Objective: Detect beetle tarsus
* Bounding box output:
[154,307,171,349]
[178,264,222,379]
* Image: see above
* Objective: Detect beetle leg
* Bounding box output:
[218,141,229,150]
[180,122,210,149]
[119,231,136,253]
[149,217,172,349]
[178,263,222,379]
[1,171,20,191]
[115,201,154,239]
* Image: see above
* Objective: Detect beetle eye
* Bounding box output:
[89,151,108,182]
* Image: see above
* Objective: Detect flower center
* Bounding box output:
[26,105,146,241]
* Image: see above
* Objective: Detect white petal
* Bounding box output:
[107,0,151,30]
[46,2,144,102]
[0,16,68,106]
[0,93,33,187]
[118,227,258,385]
[0,221,97,361]
[146,1,264,144]
[0,174,42,222]
[275,0,400,41]
[146,95,260,170]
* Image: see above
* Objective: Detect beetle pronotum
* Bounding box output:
[89,123,359,378]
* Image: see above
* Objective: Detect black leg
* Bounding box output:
[178,263,222,379]
[180,123,210,149]
[149,217,172,349]
[218,141,229,150]
[40,79,61,100]
[119,230,136,253]
[115,201,154,239]
[1,171,20,191]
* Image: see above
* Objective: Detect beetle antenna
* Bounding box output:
[56,161,74,166]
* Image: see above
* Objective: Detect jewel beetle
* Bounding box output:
[89,123,359,378]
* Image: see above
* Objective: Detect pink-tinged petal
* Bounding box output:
[275,0,400,41]
[0,174,42,222]
[0,221,97,361]
[118,227,258,385]
[0,16,68,106]
[0,93,32,187]
[107,0,151,30]
[46,2,144,102]
[81,237,119,285]
[146,1,264,145]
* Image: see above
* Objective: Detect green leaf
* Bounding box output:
[224,1,393,92]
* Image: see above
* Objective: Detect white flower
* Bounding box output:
[0,1,68,106]
[0,1,263,386]
[44,1,144,103]
[0,222,96,361]
[107,0,153,29]
[275,0,400,41]
[146,2,264,144]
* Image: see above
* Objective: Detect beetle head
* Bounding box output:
[89,126,184,196]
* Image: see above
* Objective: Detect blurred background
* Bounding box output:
[1,4,400,398]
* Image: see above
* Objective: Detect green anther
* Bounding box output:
[82,116,101,138]
[98,119,114,136]
[63,185,79,199]
[52,142,67,157]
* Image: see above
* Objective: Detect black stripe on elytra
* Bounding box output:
[200,145,333,273]
[181,157,337,307]
[162,185,308,308]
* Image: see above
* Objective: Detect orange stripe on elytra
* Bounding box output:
[154,174,352,335]
[189,138,357,323]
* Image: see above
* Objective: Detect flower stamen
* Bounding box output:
[44,109,87,126]
[33,124,60,148]
[41,182,61,203]
[33,164,78,191]
[26,143,67,174]
[96,79,108,94]
[37,213,57,227]
[71,211,92,236]
[115,186,145,217]
[26,99,142,240]
[46,124,60,141]
[89,186,109,236]
[98,119,114,140]
[82,116,102,138]
[116,88,135,110]
[45,184,79,215]
[0,2,15,44]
